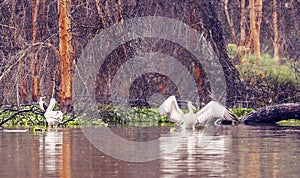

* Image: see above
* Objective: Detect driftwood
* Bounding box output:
[240,103,300,124]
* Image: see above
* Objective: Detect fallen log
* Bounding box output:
[240,103,300,124]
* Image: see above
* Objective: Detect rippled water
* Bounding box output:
[0,124,299,177]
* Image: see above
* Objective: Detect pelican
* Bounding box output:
[159,96,239,129]
[38,96,48,112]
[39,97,63,128]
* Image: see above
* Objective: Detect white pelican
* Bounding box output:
[39,97,63,128]
[38,96,48,112]
[159,96,239,129]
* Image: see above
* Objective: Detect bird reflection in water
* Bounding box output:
[39,130,63,176]
[160,126,227,177]
[158,96,232,176]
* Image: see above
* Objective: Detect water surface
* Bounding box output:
[0,125,299,177]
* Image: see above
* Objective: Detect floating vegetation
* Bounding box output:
[0,105,46,128]
[231,108,255,117]
[96,104,167,125]
[0,103,173,129]
[276,119,300,127]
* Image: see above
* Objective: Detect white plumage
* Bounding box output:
[159,96,238,129]
[38,96,48,112]
[39,97,63,128]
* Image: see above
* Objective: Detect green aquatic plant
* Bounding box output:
[72,104,166,127]
[98,104,162,123]
[276,119,300,127]
[231,108,254,117]
[0,106,45,128]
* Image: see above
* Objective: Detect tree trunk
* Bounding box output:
[31,0,40,102]
[255,0,262,44]
[241,103,300,124]
[58,0,73,111]
[75,0,253,107]
[272,0,279,58]
[21,63,28,103]
[290,1,299,35]
[201,2,251,106]
[240,0,246,47]
[225,0,238,45]
[249,0,261,59]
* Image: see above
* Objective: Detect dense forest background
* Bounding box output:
[0,0,299,111]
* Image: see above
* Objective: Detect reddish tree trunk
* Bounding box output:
[240,0,246,46]
[249,0,261,59]
[273,0,279,58]
[58,0,73,111]
[31,0,40,102]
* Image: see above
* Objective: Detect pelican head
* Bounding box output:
[187,101,196,112]
[39,96,47,112]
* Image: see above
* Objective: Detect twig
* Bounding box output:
[60,116,77,125]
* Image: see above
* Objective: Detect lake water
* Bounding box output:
[0,124,299,177]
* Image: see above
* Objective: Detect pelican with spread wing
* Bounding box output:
[39,97,63,128]
[159,96,239,129]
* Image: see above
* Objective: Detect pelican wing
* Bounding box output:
[46,98,56,113]
[195,101,237,124]
[159,96,184,124]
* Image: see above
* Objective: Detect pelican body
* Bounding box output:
[159,96,239,129]
[39,97,63,128]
